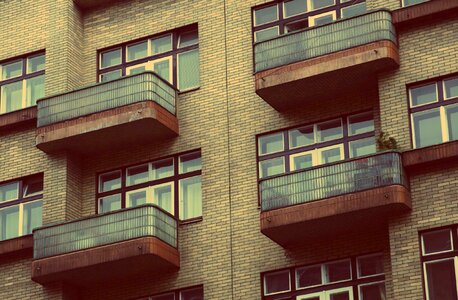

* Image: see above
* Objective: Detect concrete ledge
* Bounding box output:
[402,140,458,170]
[393,0,458,28]
[0,235,33,258]
[0,107,37,131]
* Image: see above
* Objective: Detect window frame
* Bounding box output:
[401,0,430,8]
[131,285,204,300]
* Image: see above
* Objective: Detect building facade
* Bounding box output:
[0,0,457,299]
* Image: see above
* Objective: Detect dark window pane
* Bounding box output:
[101,49,121,68]
[23,176,44,197]
[348,113,374,135]
[127,41,148,62]
[284,0,307,17]
[100,70,122,82]
[310,0,335,10]
[179,152,201,174]
[255,27,279,42]
[329,291,350,300]
[0,182,19,202]
[296,265,322,288]
[254,5,278,26]
[445,77,458,99]
[325,260,351,283]
[264,270,290,295]
[422,229,453,255]
[179,30,199,48]
[289,126,314,148]
[413,109,442,148]
[259,133,284,155]
[317,119,342,142]
[2,61,22,80]
[181,287,203,300]
[410,83,437,107]
[27,55,45,73]
[153,158,174,179]
[99,171,121,192]
[357,254,384,278]
[312,14,335,26]
[285,19,309,33]
[126,164,149,186]
[359,282,386,300]
[403,0,429,7]
[151,293,175,300]
[341,2,366,18]
[260,157,285,178]
[425,259,458,300]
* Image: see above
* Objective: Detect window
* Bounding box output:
[420,226,458,300]
[135,286,203,300]
[402,0,429,7]
[97,151,202,221]
[262,254,385,299]
[257,112,375,179]
[98,25,199,91]
[408,75,458,148]
[0,174,43,241]
[0,52,45,114]
[252,1,366,43]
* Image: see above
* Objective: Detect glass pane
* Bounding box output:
[23,201,43,235]
[128,65,147,76]
[127,189,147,208]
[284,0,307,17]
[151,35,172,54]
[26,75,45,106]
[179,176,202,220]
[291,153,313,171]
[349,137,376,158]
[447,105,458,141]
[285,19,309,33]
[152,158,174,179]
[317,119,342,142]
[341,2,366,18]
[359,282,386,300]
[412,109,442,148]
[2,61,22,80]
[254,5,278,26]
[296,265,322,288]
[254,27,279,42]
[444,77,458,99]
[179,152,201,174]
[127,41,148,62]
[23,176,43,197]
[422,229,453,255]
[27,55,45,73]
[289,126,314,148]
[425,259,458,300]
[101,49,121,68]
[0,206,19,240]
[325,260,351,283]
[180,287,203,300]
[178,29,198,48]
[0,182,19,202]
[126,164,149,186]
[259,133,284,155]
[310,0,335,10]
[357,254,384,278]
[259,157,285,178]
[403,0,429,7]
[154,59,171,82]
[100,70,122,82]
[329,291,350,300]
[311,13,335,26]
[320,147,342,164]
[264,270,290,295]
[410,83,437,107]
[99,171,121,192]
[98,194,121,213]
[151,293,175,300]
[178,49,200,90]
[1,81,23,113]
[348,113,374,135]
[153,183,173,214]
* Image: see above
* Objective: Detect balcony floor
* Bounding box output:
[31,236,180,286]
[260,185,411,248]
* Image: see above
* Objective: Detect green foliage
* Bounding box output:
[377,131,398,151]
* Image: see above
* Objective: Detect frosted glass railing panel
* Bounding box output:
[33,205,177,259]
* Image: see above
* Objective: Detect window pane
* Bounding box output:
[98,194,121,213]
[329,291,351,300]
[178,30,199,48]
[255,27,279,42]
[403,0,429,7]
[264,270,290,295]
[23,201,43,235]
[179,152,201,174]
[348,113,374,135]
[357,254,384,278]
[296,265,322,288]
[349,137,376,158]
[285,19,309,33]
[178,49,200,90]
[410,83,437,107]
[127,164,149,186]
[99,171,121,192]
[325,260,351,283]
[100,70,122,82]
[101,49,121,68]
[151,35,172,55]
[180,287,203,300]
[310,0,335,10]
[284,0,307,17]
[412,109,442,148]
[289,126,314,148]
[444,77,458,99]
[425,259,458,300]
[153,59,171,83]
[259,133,284,155]
[0,206,19,240]
[127,189,147,208]
[259,157,285,178]
[311,14,335,26]
[2,61,22,80]
[320,147,342,164]
[152,158,174,179]
[341,2,366,18]
[128,65,147,76]
[1,81,23,113]
[254,5,278,26]
[153,183,173,215]
[422,229,453,255]
[127,41,148,62]
[27,55,45,73]
[179,175,202,220]
[317,119,342,142]
[291,153,313,171]
[447,105,458,141]
[151,293,175,300]
[26,75,45,106]
[359,282,386,300]
[0,182,19,202]
[23,176,43,198]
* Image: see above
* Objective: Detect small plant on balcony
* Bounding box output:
[377,131,398,151]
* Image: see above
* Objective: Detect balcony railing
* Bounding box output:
[37,72,176,127]
[254,10,396,73]
[260,152,407,212]
[33,205,177,259]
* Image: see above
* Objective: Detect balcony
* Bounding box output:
[254,10,399,111]
[260,152,411,247]
[31,205,179,286]
[36,72,178,154]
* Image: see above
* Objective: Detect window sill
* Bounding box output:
[0,235,33,258]
[178,86,200,95]
[180,217,203,226]
[402,140,458,171]
[0,106,37,132]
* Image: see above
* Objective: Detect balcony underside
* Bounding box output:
[260,185,411,248]
[402,140,458,171]
[393,0,458,29]
[36,101,179,154]
[74,0,119,9]
[31,236,180,286]
[255,40,399,111]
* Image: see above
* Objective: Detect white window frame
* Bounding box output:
[309,10,336,27]
[264,269,292,296]
[409,82,439,108]
[126,61,150,76]
[126,187,150,208]
[283,0,309,19]
[318,143,344,165]
[322,259,352,285]
[97,194,121,214]
[178,175,202,221]
[356,253,384,279]
[411,106,448,149]
[99,69,122,83]
[358,281,386,300]
[152,182,175,215]
[151,56,173,83]
[423,257,458,300]
[0,199,42,239]
[296,263,323,290]
[290,150,316,171]
[98,170,122,193]
[297,286,353,300]
[99,47,122,70]
[421,228,454,256]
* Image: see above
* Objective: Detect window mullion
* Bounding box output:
[22,79,27,109]
[18,203,24,237]
[441,106,449,142]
